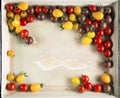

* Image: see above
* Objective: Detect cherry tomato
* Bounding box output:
[5,3,14,11]
[104,49,113,58]
[84,82,92,91]
[19,83,28,92]
[85,19,92,25]
[20,18,27,26]
[94,37,102,45]
[15,8,22,14]
[20,29,29,38]
[104,26,112,35]
[66,6,74,14]
[97,29,104,36]
[78,85,85,93]
[89,5,97,12]
[93,84,102,92]
[7,82,16,91]
[92,21,98,28]
[26,15,34,23]
[81,75,89,83]
[97,44,105,52]
[104,40,113,49]
[42,6,49,14]
[35,5,42,13]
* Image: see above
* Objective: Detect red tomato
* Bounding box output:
[66,6,74,14]
[85,19,92,25]
[104,27,112,35]
[15,8,22,14]
[78,85,85,93]
[5,3,14,11]
[84,82,92,91]
[81,75,89,83]
[94,37,102,45]
[7,82,16,91]
[92,21,98,28]
[19,83,28,92]
[104,40,113,49]
[20,18,27,26]
[93,84,102,92]
[42,6,49,14]
[89,5,97,12]
[35,6,42,13]
[104,49,113,58]
[97,29,104,36]
[20,29,29,38]
[26,15,34,23]
[97,44,105,52]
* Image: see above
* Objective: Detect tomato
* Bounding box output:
[7,11,14,18]
[14,14,21,20]
[89,5,97,12]
[18,2,28,11]
[15,8,22,14]
[7,73,15,81]
[62,21,73,30]
[16,73,27,83]
[71,77,80,87]
[67,6,74,14]
[69,14,77,22]
[78,85,85,93]
[7,82,16,91]
[20,11,27,18]
[7,50,15,57]
[87,32,96,38]
[26,15,34,23]
[52,9,63,18]
[15,26,23,34]
[12,19,20,27]
[104,26,112,35]
[81,75,89,83]
[73,23,79,30]
[19,83,28,92]
[104,49,113,58]
[92,11,104,21]
[85,19,92,25]
[93,84,102,92]
[84,82,92,91]
[35,6,42,13]
[74,6,82,15]
[94,37,102,45]
[97,29,104,36]
[82,36,92,45]
[42,6,49,14]
[20,18,27,26]
[5,3,14,11]
[92,21,98,28]
[101,73,111,83]
[104,40,112,49]
[97,44,105,52]
[30,84,43,92]
[20,29,29,38]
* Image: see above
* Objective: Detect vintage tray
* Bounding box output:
[1,0,119,98]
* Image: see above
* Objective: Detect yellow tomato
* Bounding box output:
[7,11,14,18]
[73,23,79,30]
[15,26,23,34]
[74,6,81,15]
[101,73,111,84]
[16,73,27,83]
[30,84,43,92]
[52,9,63,18]
[92,11,104,20]
[12,19,20,27]
[62,21,73,30]
[7,50,15,57]
[20,11,27,18]
[7,20,14,30]
[87,32,96,38]
[69,14,77,22]
[81,36,92,45]
[18,2,29,11]
[14,14,21,20]
[7,73,15,81]
[71,77,80,87]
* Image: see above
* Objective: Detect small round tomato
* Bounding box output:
[85,19,92,25]
[89,5,97,12]
[25,36,33,45]
[66,6,74,14]
[42,6,49,14]
[81,75,89,83]
[7,82,16,91]
[97,44,105,52]
[92,21,98,28]
[104,40,113,49]
[20,29,29,38]
[78,85,85,93]
[93,84,102,92]
[104,26,112,35]
[5,3,14,11]
[26,15,34,23]
[15,8,22,14]
[84,82,92,91]
[35,5,42,13]
[20,11,27,18]
[94,37,102,45]
[97,29,104,36]
[20,18,27,26]
[104,49,113,58]
[19,83,28,92]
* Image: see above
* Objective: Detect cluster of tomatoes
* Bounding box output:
[71,74,113,94]
[6,73,43,92]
